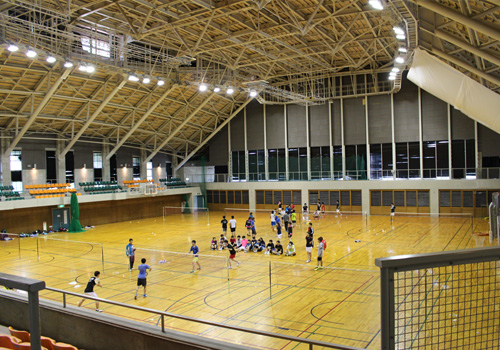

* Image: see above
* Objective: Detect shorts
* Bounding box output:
[306,247,312,253]
[292,220,296,224]
[271,222,276,226]
[137,278,147,287]
[229,254,236,259]
[317,256,322,261]
[222,227,227,232]
[192,256,198,263]
[84,292,98,297]
[390,212,395,216]
[230,227,236,232]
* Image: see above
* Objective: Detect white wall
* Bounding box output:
[22,169,46,187]
[117,167,133,186]
[74,168,94,187]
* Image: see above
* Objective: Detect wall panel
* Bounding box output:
[343,97,366,145]
[246,101,264,150]
[266,105,285,149]
[309,104,330,146]
[287,105,307,147]
[394,79,419,142]
[368,94,391,144]
[422,90,448,141]
[230,111,245,151]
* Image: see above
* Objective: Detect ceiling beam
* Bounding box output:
[175,98,251,171]
[3,67,71,157]
[417,0,500,42]
[59,75,126,159]
[145,93,215,162]
[106,83,176,160]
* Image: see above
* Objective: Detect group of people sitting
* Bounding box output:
[211,234,296,256]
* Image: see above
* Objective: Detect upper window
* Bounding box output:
[93,152,103,169]
[81,37,110,58]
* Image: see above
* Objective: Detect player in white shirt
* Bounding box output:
[229,216,237,234]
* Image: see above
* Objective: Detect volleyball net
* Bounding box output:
[162,206,210,225]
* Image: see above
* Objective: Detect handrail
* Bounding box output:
[45,286,362,350]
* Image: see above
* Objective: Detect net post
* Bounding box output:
[269,261,272,300]
[162,206,166,222]
[206,207,210,226]
[18,234,21,258]
[101,244,105,273]
[36,236,39,261]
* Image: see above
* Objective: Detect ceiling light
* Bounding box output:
[398,47,407,53]
[393,26,404,35]
[396,34,406,40]
[392,67,400,73]
[128,75,139,82]
[7,44,18,52]
[389,72,397,77]
[226,87,234,95]
[199,83,207,92]
[157,80,165,86]
[86,65,95,73]
[78,65,88,72]
[395,56,405,64]
[64,61,73,68]
[369,0,383,10]
[389,75,396,81]
[26,50,37,58]
[46,56,56,63]
[143,77,150,84]
[213,87,221,93]
[249,90,258,97]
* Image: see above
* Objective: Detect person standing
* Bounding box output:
[190,240,201,273]
[336,200,340,214]
[225,240,240,268]
[305,232,313,263]
[277,200,282,210]
[126,238,136,271]
[321,202,326,215]
[390,203,396,216]
[316,200,321,211]
[221,216,228,234]
[270,210,276,231]
[134,258,151,299]
[291,210,297,227]
[229,216,237,234]
[315,237,325,270]
[78,271,103,312]
[283,211,290,231]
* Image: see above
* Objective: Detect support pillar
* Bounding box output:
[1,133,11,186]
[102,140,110,182]
[140,149,148,180]
[56,139,66,184]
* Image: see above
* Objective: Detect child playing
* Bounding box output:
[218,234,226,250]
[250,237,258,252]
[276,221,282,239]
[78,271,103,312]
[274,240,283,255]
[245,217,253,236]
[287,223,293,238]
[285,241,296,256]
[315,237,325,271]
[270,211,276,231]
[190,240,201,273]
[221,215,228,234]
[210,237,217,250]
[238,237,248,251]
[291,210,297,227]
[236,235,242,247]
[225,240,240,268]
[265,239,275,255]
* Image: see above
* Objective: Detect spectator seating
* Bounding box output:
[8,327,78,350]
[26,184,77,199]
[159,178,188,188]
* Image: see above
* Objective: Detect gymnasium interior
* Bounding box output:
[0,0,500,349]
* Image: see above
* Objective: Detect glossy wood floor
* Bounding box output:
[0,210,496,349]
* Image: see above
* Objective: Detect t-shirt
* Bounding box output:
[267,242,275,250]
[240,238,248,247]
[308,226,314,235]
[271,214,276,222]
[291,213,297,221]
[275,244,283,254]
[306,235,313,248]
[336,202,340,209]
[221,219,228,228]
[318,242,324,257]
[84,277,99,293]
[229,219,237,228]
[287,244,295,254]
[303,205,308,211]
[287,226,293,234]
[317,203,321,210]
[230,236,236,244]
[126,243,135,257]
[283,213,289,222]
[245,219,253,228]
[228,243,236,255]
[190,245,199,257]
[138,264,150,279]
[276,224,281,234]
[391,205,396,213]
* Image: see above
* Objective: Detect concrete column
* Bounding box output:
[244,106,249,181]
[102,140,110,181]
[228,121,232,181]
[1,132,11,186]
[341,98,345,180]
[448,104,452,178]
[140,149,147,180]
[391,94,396,180]
[418,88,423,179]
[365,96,370,180]
[56,139,66,184]
[263,105,268,181]
[248,188,256,210]
[329,102,334,179]
[284,105,289,181]
[306,103,311,180]
[172,156,178,178]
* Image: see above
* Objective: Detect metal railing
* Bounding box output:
[44,287,362,350]
[375,246,500,350]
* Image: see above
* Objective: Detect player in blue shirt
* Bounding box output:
[126,238,136,271]
[134,258,151,300]
[190,240,201,273]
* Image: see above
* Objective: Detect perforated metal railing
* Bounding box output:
[376,247,500,350]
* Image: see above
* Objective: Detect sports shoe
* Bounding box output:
[314,267,320,271]
[197,267,201,270]
[190,270,194,273]
[228,266,232,269]
[236,262,240,267]
[134,295,137,300]
[96,309,103,312]
[143,294,147,297]
[306,260,311,263]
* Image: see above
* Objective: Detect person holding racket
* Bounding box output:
[190,240,201,273]
[126,238,136,271]
[134,258,151,300]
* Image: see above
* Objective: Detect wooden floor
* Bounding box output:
[0,210,496,350]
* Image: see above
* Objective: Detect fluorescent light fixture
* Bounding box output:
[128,75,139,82]
[199,83,207,92]
[78,65,88,72]
[396,34,406,40]
[395,56,405,64]
[392,67,400,73]
[26,49,37,58]
[369,0,383,10]
[157,80,165,86]
[249,90,258,97]
[393,26,404,35]
[226,87,234,95]
[398,47,407,53]
[64,61,73,68]
[213,87,221,93]
[389,75,396,81]
[143,77,151,84]
[86,65,95,73]
[389,71,397,75]
[46,56,56,63]
[7,44,18,52]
